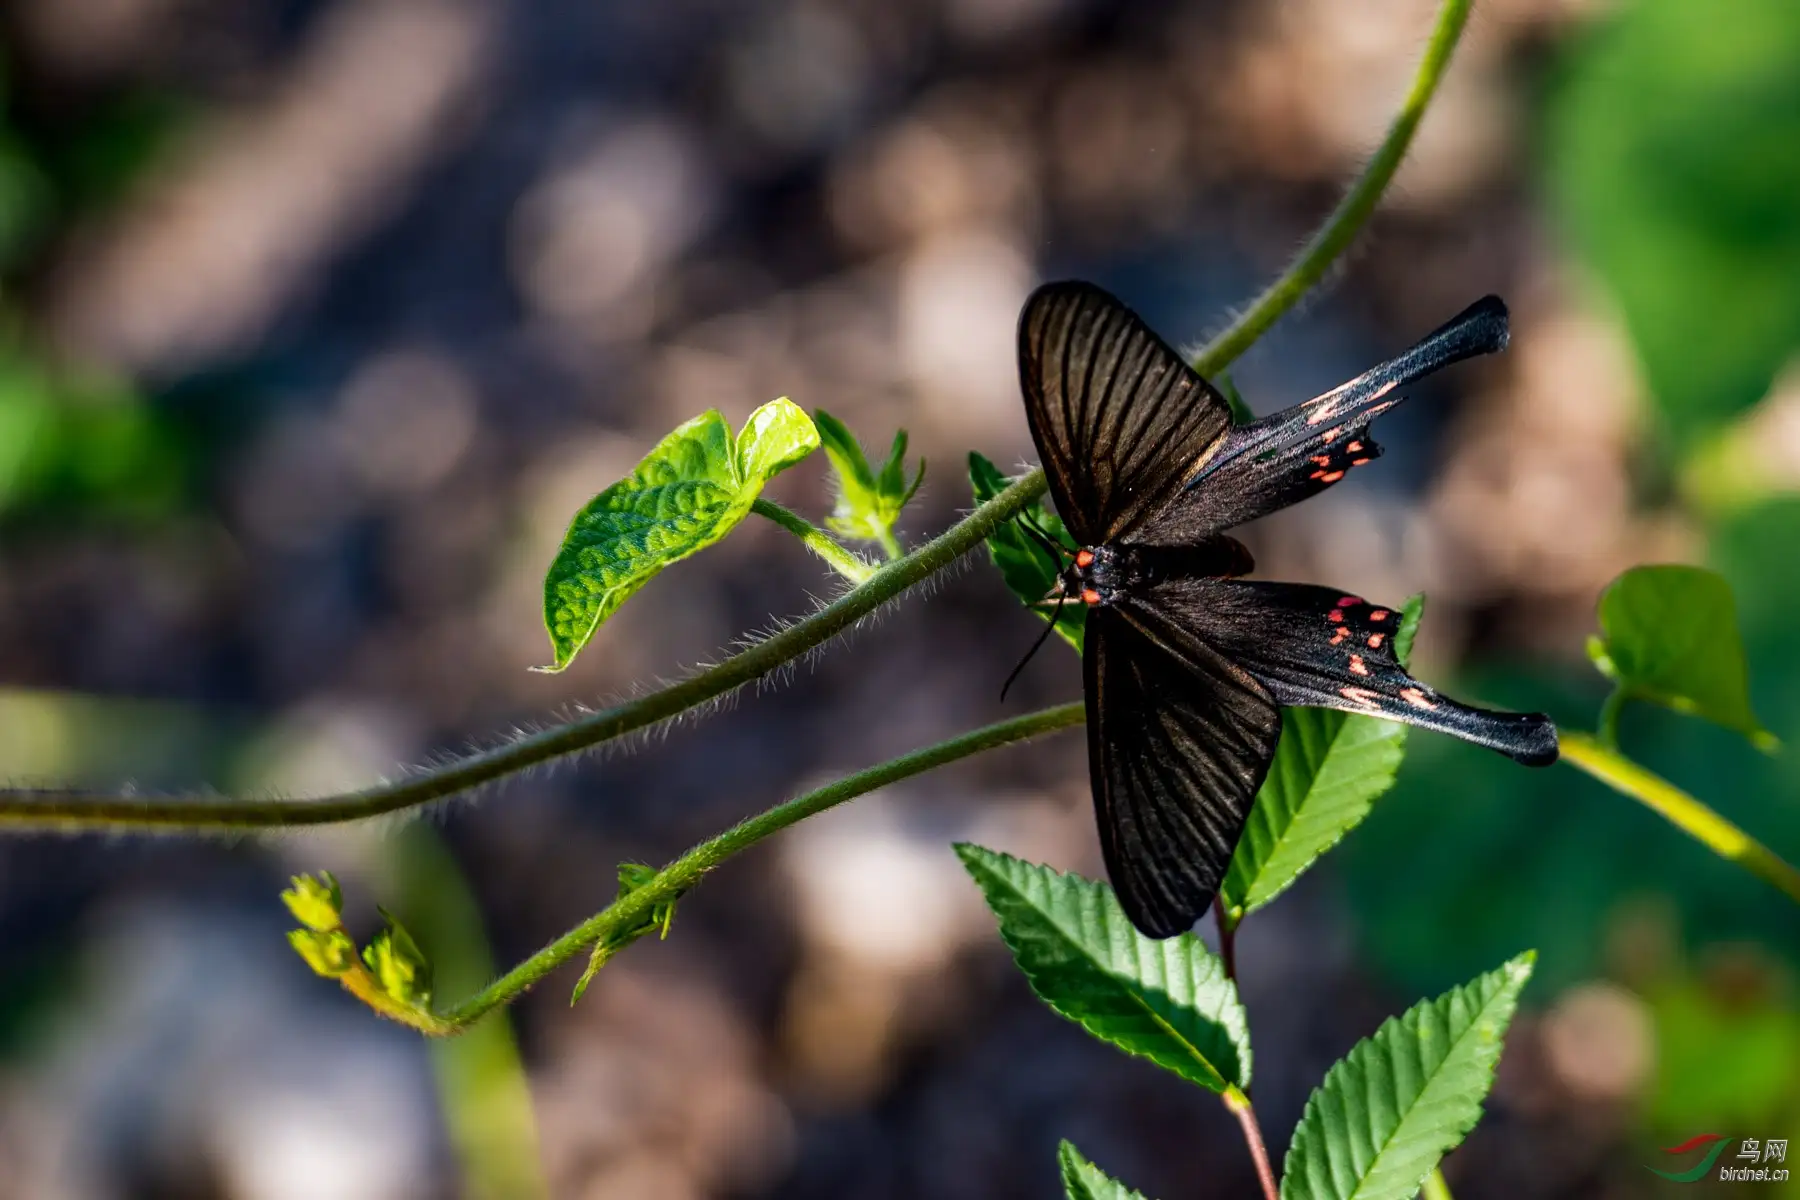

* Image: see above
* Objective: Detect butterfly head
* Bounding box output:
[1063,545,1119,607]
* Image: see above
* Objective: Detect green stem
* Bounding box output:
[1423,1166,1455,1200]
[0,473,1046,832]
[0,0,1466,838]
[1596,685,1628,752]
[1189,0,1475,377]
[1558,732,1800,906]
[410,702,1085,1032]
[751,497,878,584]
[875,526,904,563]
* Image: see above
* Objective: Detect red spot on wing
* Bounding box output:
[1081,589,1102,606]
[1338,597,1362,606]
[1369,609,1390,622]
[1400,687,1437,710]
[1309,469,1326,480]
[1367,633,1385,649]
[1351,457,1372,467]
[1319,470,1345,483]
[1345,440,1363,453]
[1330,628,1348,646]
[1339,686,1380,708]
[1074,549,1095,568]
[1327,609,1344,623]
[1348,655,1370,677]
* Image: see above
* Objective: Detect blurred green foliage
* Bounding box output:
[1544,0,1800,444]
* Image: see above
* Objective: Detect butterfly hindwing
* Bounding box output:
[1141,578,1559,766]
[1018,282,1234,545]
[1084,606,1282,938]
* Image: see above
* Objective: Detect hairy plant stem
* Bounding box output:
[1223,1086,1280,1200]
[1187,0,1474,373]
[1558,733,1800,906]
[0,473,1046,832]
[355,703,1084,1033]
[750,497,877,583]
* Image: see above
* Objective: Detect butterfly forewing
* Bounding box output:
[1019,282,1234,544]
[1084,606,1281,938]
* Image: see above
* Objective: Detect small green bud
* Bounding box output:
[288,928,358,977]
[363,910,432,1008]
[281,871,343,932]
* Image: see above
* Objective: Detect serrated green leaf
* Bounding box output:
[1281,951,1535,1200]
[281,870,343,932]
[1592,564,1776,749]
[956,844,1250,1093]
[540,398,819,671]
[288,928,358,977]
[1220,707,1407,922]
[1059,1141,1155,1200]
[969,451,1084,653]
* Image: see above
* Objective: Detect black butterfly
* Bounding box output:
[1016,282,1558,939]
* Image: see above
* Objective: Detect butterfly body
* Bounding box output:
[1015,281,1557,940]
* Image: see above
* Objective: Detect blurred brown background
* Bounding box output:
[0,0,1797,1195]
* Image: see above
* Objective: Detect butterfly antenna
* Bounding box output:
[1000,590,1069,702]
[1018,509,1075,562]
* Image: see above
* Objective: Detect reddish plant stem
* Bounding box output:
[1222,1086,1280,1200]
[1214,896,1239,984]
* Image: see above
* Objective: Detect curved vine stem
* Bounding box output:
[0,0,1467,837]
[0,473,1046,832]
[355,702,1084,1034]
[1558,733,1800,906]
[1189,0,1475,374]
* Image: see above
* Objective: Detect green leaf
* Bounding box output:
[968,451,1084,653]
[363,908,433,1008]
[1059,1141,1155,1200]
[814,409,923,550]
[1219,594,1422,924]
[1220,708,1407,923]
[281,870,343,932]
[956,844,1250,1093]
[1393,593,1424,670]
[1544,0,1800,443]
[540,398,819,671]
[1589,564,1777,749]
[1280,952,1535,1200]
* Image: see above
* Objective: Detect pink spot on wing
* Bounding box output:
[1369,609,1390,621]
[1339,686,1380,708]
[1348,655,1370,677]
[1401,687,1438,711]
[1327,609,1344,623]
[1338,597,1361,607]
[1319,470,1345,483]
[1368,633,1385,649]
[1330,629,1348,646]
